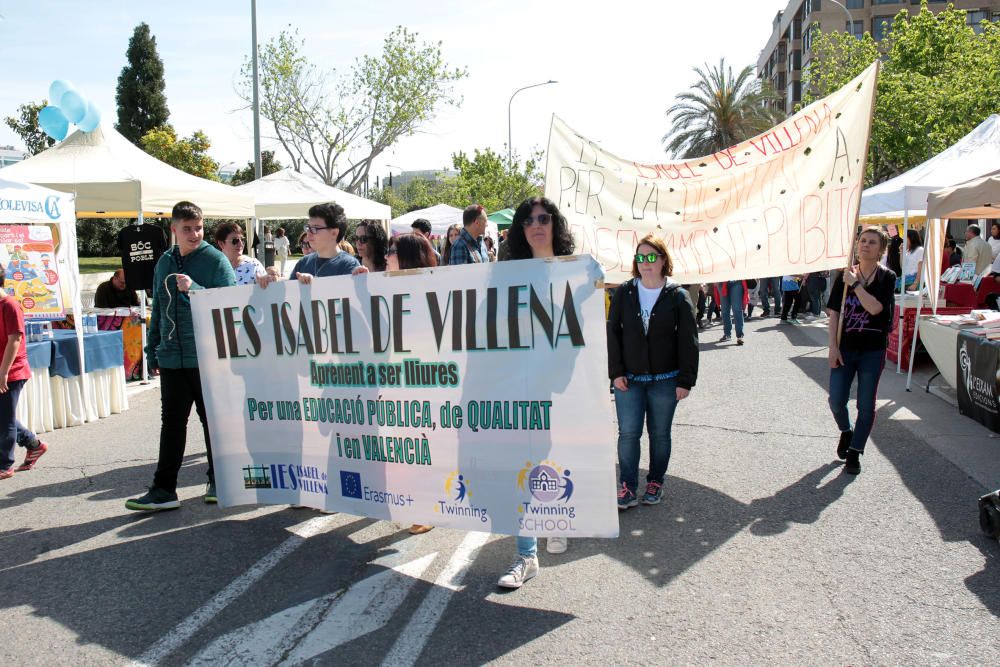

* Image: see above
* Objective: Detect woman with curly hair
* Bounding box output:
[496,195,576,590]
[355,221,388,272]
[440,224,461,267]
[502,196,575,261]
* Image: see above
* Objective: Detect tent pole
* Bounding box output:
[905,250,927,391]
[138,209,149,384]
[898,209,908,373]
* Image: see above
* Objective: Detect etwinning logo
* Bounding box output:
[517,460,577,532]
[339,470,414,507]
[242,463,329,494]
[434,471,488,523]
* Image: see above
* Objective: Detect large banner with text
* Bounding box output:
[545,62,879,285]
[191,256,618,537]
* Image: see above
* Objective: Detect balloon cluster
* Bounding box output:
[37,80,101,141]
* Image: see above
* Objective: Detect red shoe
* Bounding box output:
[17,442,48,471]
[0,468,13,480]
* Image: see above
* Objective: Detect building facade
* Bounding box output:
[758,0,1000,115]
[0,146,28,169]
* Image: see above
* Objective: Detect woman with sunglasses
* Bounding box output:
[355,221,388,272]
[607,234,698,510]
[496,196,576,589]
[214,222,266,286]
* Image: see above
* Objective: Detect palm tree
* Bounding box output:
[662,59,782,159]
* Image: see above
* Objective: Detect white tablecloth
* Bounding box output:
[919,319,959,388]
[17,366,129,434]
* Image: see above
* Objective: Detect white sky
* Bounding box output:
[0,0,779,182]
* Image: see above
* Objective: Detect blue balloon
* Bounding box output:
[38,106,70,141]
[60,89,87,124]
[48,80,75,106]
[78,101,101,133]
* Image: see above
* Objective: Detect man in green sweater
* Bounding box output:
[126,201,237,511]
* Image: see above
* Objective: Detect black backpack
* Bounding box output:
[979,490,1000,539]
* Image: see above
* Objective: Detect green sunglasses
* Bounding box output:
[634,252,662,263]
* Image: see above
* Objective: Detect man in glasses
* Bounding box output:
[448,205,490,266]
[410,218,441,263]
[289,202,359,283]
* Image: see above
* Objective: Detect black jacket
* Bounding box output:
[607,279,699,389]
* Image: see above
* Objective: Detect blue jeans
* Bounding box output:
[759,277,782,314]
[807,282,824,316]
[828,348,886,453]
[720,281,745,338]
[517,536,537,557]
[1,379,38,472]
[614,377,680,491]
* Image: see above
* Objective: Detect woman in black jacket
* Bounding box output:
[607,234,698,509]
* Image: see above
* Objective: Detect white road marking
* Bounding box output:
[381,531,492,667]
[130,515,339,667]
[187,551,436,666]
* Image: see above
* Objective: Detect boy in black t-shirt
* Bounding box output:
[826,228,897,475]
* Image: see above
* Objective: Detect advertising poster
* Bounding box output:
[0,224,64,320]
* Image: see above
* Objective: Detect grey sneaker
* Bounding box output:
[126,487,180,512]
[617,482,639,510]
[497,555,539,589]
[641,481,664,505]
[719,335,732,342]
[546,537,568,554]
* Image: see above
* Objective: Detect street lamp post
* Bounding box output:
[827,0,855,33]
[507,80,557,168]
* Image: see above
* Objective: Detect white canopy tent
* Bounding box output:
[0,123,255,219]
[0,177,86,416]
[390,204,499,242]
[236,168,391,223]
[860,114,1000,222]
[927,170,1000,221]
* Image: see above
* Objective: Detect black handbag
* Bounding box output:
[979,490,1000,539]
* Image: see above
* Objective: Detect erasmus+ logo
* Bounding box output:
[435,471,488,523]
[340,470,414,507]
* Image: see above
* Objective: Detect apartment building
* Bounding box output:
[758,0,1000,115]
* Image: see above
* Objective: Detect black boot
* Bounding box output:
[844,449,861,475]
[837,430,853,460]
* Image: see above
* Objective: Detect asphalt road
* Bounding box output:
[1,315,998,666]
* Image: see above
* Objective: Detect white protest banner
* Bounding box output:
[545,62,879,285]
[190,256,618,538]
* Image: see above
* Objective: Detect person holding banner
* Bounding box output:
[126,202,237,511]
[289,203,360,283]
[607,235,698,510]
[355,221,388,273]
[495,196,577,587]
[826,227,896,475]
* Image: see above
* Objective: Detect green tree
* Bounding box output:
[116,22,170,144]
[451,148,543,211]
[803,1,1000,184]
[229,150,284,185]
[140,125,219,180]
[662,59,782,158]
[240,26,467,192]
[4,100,55,155]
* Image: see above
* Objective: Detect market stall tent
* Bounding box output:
[860,114,1000,222]
[236,168,391,223]
[927,170,1000,221]
[391,204,498,241]
[0,177,85,408]
[488,208,514,230]
[0,123,255,218]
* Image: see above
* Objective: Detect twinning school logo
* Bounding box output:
[517,460,577,532]
[434,471,488,523]
[518,460,573,503]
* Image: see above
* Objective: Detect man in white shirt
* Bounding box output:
[963,225,992,275]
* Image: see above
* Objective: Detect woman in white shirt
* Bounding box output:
[902,229,924,290]
[214,222,266,286]
[273,227,290,277]
[988,221,1000,260]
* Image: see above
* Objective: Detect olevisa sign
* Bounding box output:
[0,195,63,220]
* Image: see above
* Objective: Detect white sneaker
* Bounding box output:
[497,555,539,589]
[546,537,569,554]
